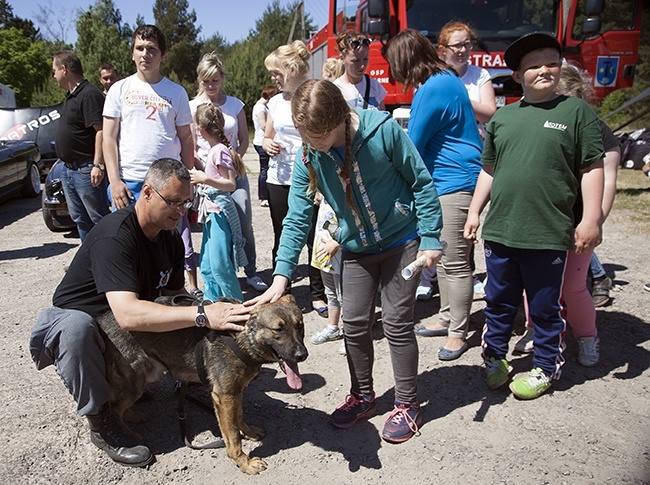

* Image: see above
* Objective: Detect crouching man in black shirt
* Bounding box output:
[30,158,250,467]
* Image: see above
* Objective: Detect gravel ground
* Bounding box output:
[0,148,648,484]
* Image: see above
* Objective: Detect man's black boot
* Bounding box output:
[86,406,154,467]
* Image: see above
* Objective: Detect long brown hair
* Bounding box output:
[384,29,450,90]
[291,79,355,211]
[194,103,245,178]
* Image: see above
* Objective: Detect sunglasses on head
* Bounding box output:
[349,38,371,50]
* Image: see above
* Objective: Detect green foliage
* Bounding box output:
[153,0,202,84]
[0,28,51,107]
[0,0,41,40]
[30,78,66,107]
[75,0,135,89]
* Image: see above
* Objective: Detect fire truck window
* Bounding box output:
[572,0,637,39]
[403,0,554,50]
[334,0,361,34]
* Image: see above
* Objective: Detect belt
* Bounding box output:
[62,159,93,170]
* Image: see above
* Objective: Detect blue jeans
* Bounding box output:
[60,163,110,241]
[589,252,606,279]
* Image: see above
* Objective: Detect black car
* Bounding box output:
[0,139,41,203]
[42,159,75,232]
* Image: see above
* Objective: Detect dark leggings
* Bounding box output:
[254,145,269,200]
[341,239,420,402]
[266,183,325,302]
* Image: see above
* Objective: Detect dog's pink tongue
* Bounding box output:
[281,360,302,390]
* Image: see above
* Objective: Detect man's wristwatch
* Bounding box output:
[93,163,105,171]
[195,301,208,327]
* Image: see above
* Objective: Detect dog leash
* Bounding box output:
[176,380,225,450]
[176,334,259,450]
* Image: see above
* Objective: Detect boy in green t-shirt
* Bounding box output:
[464,32,604,400]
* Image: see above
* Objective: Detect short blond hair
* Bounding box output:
[264,40,311,78]
[196,52,224,96]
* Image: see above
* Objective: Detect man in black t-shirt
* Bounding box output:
[29,159,250,467]
[52,51,110,241]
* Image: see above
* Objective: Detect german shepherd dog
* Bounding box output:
[96,294,308,475]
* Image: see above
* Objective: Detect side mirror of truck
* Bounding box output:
[368,19,389,36]
[368,0,388,18]
[582,17,602,36]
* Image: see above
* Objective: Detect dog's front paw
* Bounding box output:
[243,425,266,441]
[239,456,267,474]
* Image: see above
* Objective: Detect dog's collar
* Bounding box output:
[220,333,260,368]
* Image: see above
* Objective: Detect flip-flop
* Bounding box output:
[314,306,329,318]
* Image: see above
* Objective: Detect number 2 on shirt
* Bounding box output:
[146,105,158,121]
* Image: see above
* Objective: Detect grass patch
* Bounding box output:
[611,169,650,232]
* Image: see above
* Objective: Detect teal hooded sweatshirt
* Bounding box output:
[274,109,443,279]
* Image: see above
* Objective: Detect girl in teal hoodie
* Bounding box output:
[249,79,444,444]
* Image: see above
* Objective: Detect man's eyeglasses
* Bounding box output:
[349,38,371,50]
[153,187,194,210]
[445,41,474,53]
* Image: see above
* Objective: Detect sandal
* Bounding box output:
[592,276,612,307]
[190,288,204,299]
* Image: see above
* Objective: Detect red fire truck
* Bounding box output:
[307,0,644,113]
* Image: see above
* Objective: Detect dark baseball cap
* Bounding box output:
[504,32,562,71]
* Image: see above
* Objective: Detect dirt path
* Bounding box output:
[0,149,648,484]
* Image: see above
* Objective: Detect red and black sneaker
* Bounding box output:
[329,391,377,429]
[381,401,422,443]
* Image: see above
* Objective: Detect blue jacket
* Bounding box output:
[408,70,483,196]
[274,109,443,279]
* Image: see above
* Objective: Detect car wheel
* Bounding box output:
[22,162,42,198]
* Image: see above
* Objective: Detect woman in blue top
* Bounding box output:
[386,29,483,361]
[250,79,443,444]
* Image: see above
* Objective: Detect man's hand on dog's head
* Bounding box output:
[205,302,249,332]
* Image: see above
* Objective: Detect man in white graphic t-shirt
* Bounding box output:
[103,24,194,209]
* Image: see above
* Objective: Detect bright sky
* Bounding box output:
[9,0,328,44]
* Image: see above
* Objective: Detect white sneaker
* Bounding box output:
[311,326,341,345]
[514,327,535,353]
[473,276,485,296]
[246,276,268,291]
[578,336,600,367]
[416,285,434,301]
[338,341,346,355]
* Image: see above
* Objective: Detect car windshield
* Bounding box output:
[406,0,557,52]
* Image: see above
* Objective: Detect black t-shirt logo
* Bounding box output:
[157,268,172,289]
